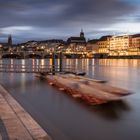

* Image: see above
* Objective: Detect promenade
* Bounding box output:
[0,85,51,140]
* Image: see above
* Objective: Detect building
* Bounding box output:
[97,35,111,57]
[16,39,65,54]
[108,35,132,56]
[86,39,99,58]
[8,34,13,52]
[8,35,12,47]
[67,29,86,44]
[0,43,3,52]
[86,39,98,52]
[66,30,86,54]
[0,35,13,52]
[128,34,140,56]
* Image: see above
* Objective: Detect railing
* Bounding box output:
[0,64,79,74]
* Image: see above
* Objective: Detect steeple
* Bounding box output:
[80,29,84,38]
[8,34,12,47]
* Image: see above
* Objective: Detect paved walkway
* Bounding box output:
[0,85,51,140]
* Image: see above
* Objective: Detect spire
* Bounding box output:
[8,34,12,47]
[80,29,84,38]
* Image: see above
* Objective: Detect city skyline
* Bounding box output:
[0,0,140,43]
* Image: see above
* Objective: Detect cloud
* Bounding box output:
[108,22,140,33]
[0,0,139,42]
[0,26,33,35]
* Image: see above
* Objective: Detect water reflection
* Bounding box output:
[1,59,140,140]
[98,59,140,67]
[1,74,34,91]
[21,59,25,72]
[89,100,131,120]
[0,70,131,121]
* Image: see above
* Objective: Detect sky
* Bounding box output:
[0,0,140,43]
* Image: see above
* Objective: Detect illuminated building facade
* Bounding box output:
[108,35,132,56]
[66,30,86,54]
[0,44,3,54]
[92,34,140,57]
[1,32,140,58]
[128,34,140,56]
[97,35,111,57]
[86,39,99,58]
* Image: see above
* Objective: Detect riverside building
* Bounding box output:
[108,35,132,56]
[97,35,111,58]
[66,30,86,55]
[128,34,140,56]
[86,39,99,58]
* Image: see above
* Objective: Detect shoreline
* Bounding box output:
[1,55,140,59]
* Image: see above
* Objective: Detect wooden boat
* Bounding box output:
[36,74,132,105]
[75,72,86,76]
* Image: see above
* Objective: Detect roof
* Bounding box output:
[132,34,140,38]
[88,39,98,44]
[99,35,112,41]
[67,37,86,44]
[0,43,9,47]
[68,37,85,40]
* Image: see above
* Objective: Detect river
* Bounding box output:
[0,59,140,140]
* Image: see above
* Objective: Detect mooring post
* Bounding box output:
[52,52,55,75]
[59,51,63,72]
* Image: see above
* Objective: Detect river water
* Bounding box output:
[0,59,140,140]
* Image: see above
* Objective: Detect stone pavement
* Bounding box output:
[0,85,52,140]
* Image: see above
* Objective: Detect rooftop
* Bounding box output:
[99,35,112,41]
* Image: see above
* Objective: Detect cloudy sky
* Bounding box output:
[0,0,140,43]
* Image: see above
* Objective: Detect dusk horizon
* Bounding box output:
[0,1,140,140]
[1,30,140,44]
[0,0,140,43]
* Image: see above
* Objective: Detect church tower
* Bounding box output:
[80,29,84,38]
[8,34,12,48]
[8,34,13,52]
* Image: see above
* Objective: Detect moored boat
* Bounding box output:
[36,73,132,105]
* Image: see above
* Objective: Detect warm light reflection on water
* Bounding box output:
[21,59,25,72]
[49,58,52,66]
[98,59,140,67]
[0,59,140,140]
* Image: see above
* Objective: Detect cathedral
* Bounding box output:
[66,30,87,55]
[67,29,86,44]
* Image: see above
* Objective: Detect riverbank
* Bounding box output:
[1,55,140,59]
[0,84,51,140]
[93,54,140,59]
